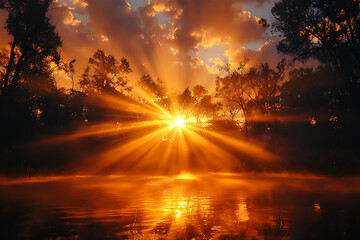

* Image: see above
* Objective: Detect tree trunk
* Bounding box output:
[244,119,248,139]
[10,53,24,89]
[2,37,17,93]
[243,109,249,139]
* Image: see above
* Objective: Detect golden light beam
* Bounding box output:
[89,126,171,172]
[188,125,278,162]
[32,120,164,145]
[28,82,281,175]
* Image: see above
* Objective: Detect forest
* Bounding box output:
[0,0,359,176]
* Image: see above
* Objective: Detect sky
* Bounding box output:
[0,0,286,91]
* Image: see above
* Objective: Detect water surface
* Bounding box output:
[1,173,360,239]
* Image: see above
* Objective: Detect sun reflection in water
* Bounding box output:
[3,175,360,239]
[237,198,249,222]
[174,173,198,180]
[175,201,187,217]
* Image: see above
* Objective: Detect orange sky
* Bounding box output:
[0,0,286,91]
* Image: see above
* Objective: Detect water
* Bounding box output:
[1,173,360,240]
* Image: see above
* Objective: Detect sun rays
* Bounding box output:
[169,115,187,129]
[32,87,279,175]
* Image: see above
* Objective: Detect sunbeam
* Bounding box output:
[27,88,280,175]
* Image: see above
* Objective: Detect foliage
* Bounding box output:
[216,61,285,137]
[281,66,341,116]
[272,0,359,149]
[193,85,208,99]
[138,74,171,113]
[176,86,221,121]
[0,0,61,94]
[139,74,166,99]
[246,60,285,116]
[0,0,64,146]
[272,0,360,93]
[80,50,132,94]
[60,59,76,90]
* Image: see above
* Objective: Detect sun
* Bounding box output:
[170,116,187,129]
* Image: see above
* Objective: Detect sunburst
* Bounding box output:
[169,115,187,129]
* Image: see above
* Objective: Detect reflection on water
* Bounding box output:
[1,173,360,239]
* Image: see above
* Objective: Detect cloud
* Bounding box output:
[148,0,268,54]
[225,37,285,69]
[0,0,286,91]
[72,0,88,8]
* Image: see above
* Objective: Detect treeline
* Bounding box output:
[0,0,359,175]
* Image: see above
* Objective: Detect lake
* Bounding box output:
[1,173,360,239]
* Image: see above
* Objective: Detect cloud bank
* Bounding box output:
[0,0,283,90]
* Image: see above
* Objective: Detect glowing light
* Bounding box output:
[170,116,187,129]
[41,90,280,174]
[237,199,249,222]
[175,201,187,218]
[310,117,316,126]
[174,173,198,180]
[175,209,182,217]
[314,203,321,213]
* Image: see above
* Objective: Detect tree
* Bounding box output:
[79,50,132,94]
[0,0,64,147]
[0,0,61,95]
[138,74,172,114]
[280,66,343,120]
[196,95,222,121]
[177,87,194,119]
[272,0,360,146]
[60,59,76,91]
[216,63,251,137]
[188,85,222,122]
[216,61,286,137]
[138,74,167,99]
[272,0,359,101]
[193,85,208,100]
[245,61,285,137]
[246,62,285,113]
[0,49,7,86]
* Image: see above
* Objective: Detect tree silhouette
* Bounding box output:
[177,87,194,119]
[272,0,359,107]
[216,63,251,137]
[272,0,359,157]
[247,61,285,136]
[246,62,285,114]
[193,85,208,100]
[216,61,286,137]
[189,85,222,122]
[196,95,222,121]
[272,0,360,64]
[60,59,76,91]
[80,50,132,94]
[138,74,172,117]
[138,74,166,99]
[0,0,61,95]
[0,0,63,149]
